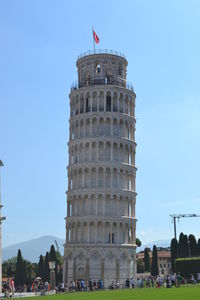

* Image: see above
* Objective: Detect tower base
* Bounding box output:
[63,244,137,288]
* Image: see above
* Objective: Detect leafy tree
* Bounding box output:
[144,248,150,272]
[179,233,188,258]
[188,234,198,256]
[44,252,50,282]
[151,245,159,276]
[2,257,17,277]
[170,238,179,272]
[14,250,26,286]
[38,255,44,279]
[136,238,142,247]
[56,251,63,265]
[25,261,36,284]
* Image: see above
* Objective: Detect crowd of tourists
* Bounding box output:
[3,273,199,297]
[2,280,51,296]
[63,273,199,292]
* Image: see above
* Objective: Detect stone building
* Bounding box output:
[63,49,137,287]
[137,247,171,275]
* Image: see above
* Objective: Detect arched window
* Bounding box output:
[80,96,84,113]
[95,63,101,74]
[118,64,122,76]
[86,98,90,112]
[106,95,111,112]
[92,92,97,112]
[99,91,104,111]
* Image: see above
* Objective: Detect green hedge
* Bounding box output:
[175,257,200,278]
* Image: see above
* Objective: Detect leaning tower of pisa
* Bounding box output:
[63,49,137,287]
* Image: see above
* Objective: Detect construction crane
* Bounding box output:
[170,214,200,240]
[54,239,60,254]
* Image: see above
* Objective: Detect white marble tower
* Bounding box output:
[63,50,137,287]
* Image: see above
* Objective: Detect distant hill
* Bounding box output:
[2,236,65,262]
[137,239,171,252]
[3,236,170,262]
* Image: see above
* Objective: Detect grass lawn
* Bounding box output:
[23,285,200,300]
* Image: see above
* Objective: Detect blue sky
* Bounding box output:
[1,0,200,248]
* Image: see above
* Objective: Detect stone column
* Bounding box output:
[73,257,77,281]
[111,119,113,136]
[127,259,131,278]
[116,258,120,282]
[117,93,119,112]
[85,258,90,281]
[110,223,112,244]
[95,195,98,215]
[88,221,90,242]
[123,97,125,113]
[101,258,105,282]
[95,221,97,242]
[103,222,105,243]
[103,197,106,215]
[66,227,69,243]
[97,141,99,161]
[96,167,99,188]
[84,119,86,137]
[67,202,70,217]
[90,119,92,136]
[111,93,113,112]
[64,260,68,284]
[76,199,78,216]
[117,196,120,217]
[84,95,86,113]
[111,142,113,161]
[89,142,92,161]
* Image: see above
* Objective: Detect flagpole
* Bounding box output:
[92,26,95,52]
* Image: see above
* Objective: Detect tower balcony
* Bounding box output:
[77,49,127,60]
[71,77,134,93]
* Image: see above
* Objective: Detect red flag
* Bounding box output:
[93,29,100,44]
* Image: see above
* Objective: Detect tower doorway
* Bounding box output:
[77,266,85,280]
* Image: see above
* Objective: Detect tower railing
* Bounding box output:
[71,78,134,92]
[77,49,126,60]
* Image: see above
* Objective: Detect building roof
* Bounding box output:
[137,249,171,260]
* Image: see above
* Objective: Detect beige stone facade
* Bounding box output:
[137,248,171,275]
[63,50,137,287]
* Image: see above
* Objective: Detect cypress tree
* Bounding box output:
[23,260,27,284]
[179,233,188,257]
[188,234,198,256]
[38,255,44,279]
[144,248,150,272]
[44,252,50,282]
[151,245,159,276]
[15,249,25,286]
[197,238,200,256]
[170,238,179,272]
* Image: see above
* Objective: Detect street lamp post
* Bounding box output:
[49,261,55,290]
[0,160,6,293]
